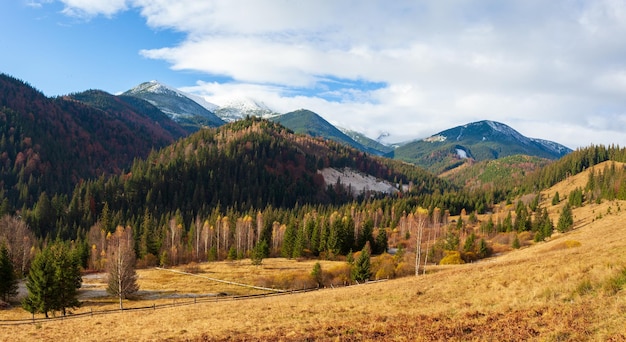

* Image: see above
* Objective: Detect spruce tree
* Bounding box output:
[557,203,574,233]
[0,243,18,302]
[351,247,371,283]
[23,247,56,318]
[375,228,388,255]
[22,243,81,318]
[52,243,82,316]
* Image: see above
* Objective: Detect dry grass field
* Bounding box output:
[2,163,626,341]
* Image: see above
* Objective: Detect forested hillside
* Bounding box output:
[0,74,185,216]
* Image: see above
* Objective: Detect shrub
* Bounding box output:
[439,251,465,265]
[372,253,395,280]
[602,267,626,295]
[184,262,201,274]
[394,262,415,277]
[136,253,158,269]
[326,263,352,286]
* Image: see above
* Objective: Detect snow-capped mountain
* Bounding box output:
[393,120,572,174]
[213,97,279,122]
[123,81,224,130]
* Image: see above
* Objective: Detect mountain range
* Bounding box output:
[122,80,572,172]
[0,73,572,187]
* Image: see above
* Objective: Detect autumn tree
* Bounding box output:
[106,226,139,310]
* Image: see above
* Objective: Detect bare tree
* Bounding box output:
[0,215,34,275]
[414,208,428,276]
[106,226,139,310]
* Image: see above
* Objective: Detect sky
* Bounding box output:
[2,1,626,149]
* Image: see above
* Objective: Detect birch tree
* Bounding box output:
[106,226,139,310]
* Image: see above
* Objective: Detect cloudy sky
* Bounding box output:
[2,0,626,148]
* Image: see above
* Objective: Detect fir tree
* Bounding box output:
[375,228,388,255]
[251,239,268,266]
[557,203,574,233]
[23,247,56,318]
[23,243,82,317]
[351,247,371,283]
[311,262,323,287]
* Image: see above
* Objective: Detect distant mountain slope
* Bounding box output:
[441,154,552,190]
[123,81,225,131]
[0,74,184,211]
[393,120,572,174]
[69,90,188,141]
[340,128,394,155]
[271,109,381,154]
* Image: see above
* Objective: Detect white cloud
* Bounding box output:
[58,0,129,17]
[54,0,626,148]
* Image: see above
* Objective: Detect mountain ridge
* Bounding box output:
[393,120,572,174]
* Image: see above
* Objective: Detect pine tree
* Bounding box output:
[311,262,323,287]
[23,247,56,318]
[22,243,81,317]
[0,243,18,302]
[351,246,371,283]
[557,203,574,233]
[52,243,82,316]
[251,239,268,266]
[375,228,388,255]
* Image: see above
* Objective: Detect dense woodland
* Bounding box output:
[3,73,626,317]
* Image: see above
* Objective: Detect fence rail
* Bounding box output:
[0,279,388,326]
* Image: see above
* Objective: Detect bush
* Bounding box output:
[136,253,158,269]
[372,253,395,280]
[326,264,352,286]
[184,262,201,274]
[439,251,465,265]
[394,262,415,277]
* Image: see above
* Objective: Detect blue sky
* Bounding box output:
[2,0,626,148]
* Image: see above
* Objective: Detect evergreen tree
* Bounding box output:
[551,191,560,205]
[357,218,374,251]
[251,239,268,266]
[557,203,574,233]
[0,243,18,302]
[375,228,388,255]
[463,232,476,253]
[23,243,82,317]
[311,262,323,287]
[512,234,520,249]
[351,246,371,282]
[23,247,56,318]
[52,242,82,316]
[281,221,296,258]
[477,239,491,258]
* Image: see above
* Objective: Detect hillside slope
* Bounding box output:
[4,169,626,340]
[0,74,184,210]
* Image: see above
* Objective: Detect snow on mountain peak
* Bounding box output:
[213,97,278,122]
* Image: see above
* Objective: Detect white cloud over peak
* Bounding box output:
[49,0,626,148]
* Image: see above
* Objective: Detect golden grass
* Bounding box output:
[2,165,626,340]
